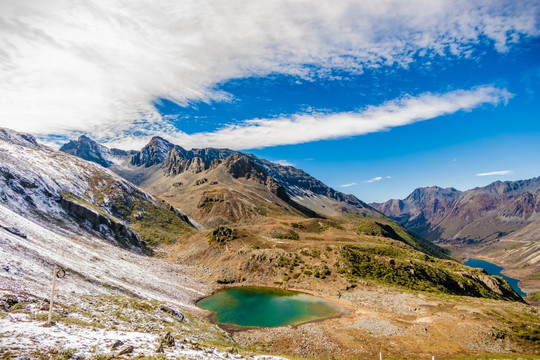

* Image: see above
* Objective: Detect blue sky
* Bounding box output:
[1,1,539,202]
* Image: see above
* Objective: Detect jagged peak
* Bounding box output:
[78,134,93,141]
[147,136,174,148]
[59,135,130,168]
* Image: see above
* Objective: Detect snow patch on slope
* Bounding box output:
[0,204,204,310]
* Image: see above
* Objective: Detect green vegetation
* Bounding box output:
[313,265,331,279]
[270,229,300,240]
[300,249,321,258]
[207,226,238,245]
[339,244,518,300]
[485,308,540,348]
[349,215,450,259]
[515,324,540,344]
[528,291,540,301]
[278,254,303,272]
[525,272,540,281]
[64,176,195,247]
[129,201,195,246]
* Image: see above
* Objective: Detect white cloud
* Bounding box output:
[340,183,358,188]
[272,160,295,167]
[140,86,509,150]
[0,0,537,145]
[364,177,383,183]
[476,170,513,176]
[386,176,392,179]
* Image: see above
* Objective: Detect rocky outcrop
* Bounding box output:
[222,154,268,181]
[60,196,152,255]
[162,145,235,176]
[468,273,524,302]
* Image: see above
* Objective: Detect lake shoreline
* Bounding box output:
[465,258,526,297]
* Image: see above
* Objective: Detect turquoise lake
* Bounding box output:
[464,258,526,297]
[197,286,340,328]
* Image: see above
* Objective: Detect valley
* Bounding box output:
[1,128,540,359]
[372,179,540,304]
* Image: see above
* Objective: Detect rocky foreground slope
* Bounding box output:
[0,129,259,359]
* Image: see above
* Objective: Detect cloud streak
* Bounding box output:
[476,170,513,176]
[272,160,295,167]
[0,0,536,145]
[151,86,510,150]
[364,177,383,183]
[340,183,358,188]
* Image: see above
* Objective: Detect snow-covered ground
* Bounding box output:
[1,313,284,360]
[0,204,205,310]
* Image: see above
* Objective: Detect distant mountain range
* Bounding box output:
[371,178,540,245]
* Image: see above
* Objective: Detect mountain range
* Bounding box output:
[372,178,540,243]
[57,132,535,297]
[2,128,539,359]
[61,135,378,227]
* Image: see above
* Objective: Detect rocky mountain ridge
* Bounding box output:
[61,135,133,168]
[60,135,376,220]
[372,178,540,244]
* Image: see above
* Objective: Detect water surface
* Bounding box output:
[465,258,526,297]
[197,286,340,328]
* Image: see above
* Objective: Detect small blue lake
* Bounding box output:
[464,258,526,297]
[197,286,340,328]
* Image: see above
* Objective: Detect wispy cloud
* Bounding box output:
[476,170,513,176]
[272,160,295,167]
[340,183,358,188]
[364,177,383,183]
[0,0,536,144]
[143,86,510,150]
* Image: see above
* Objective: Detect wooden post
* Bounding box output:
[379,352,382,360]
[432,356,435,360]
[47,264,58,325]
